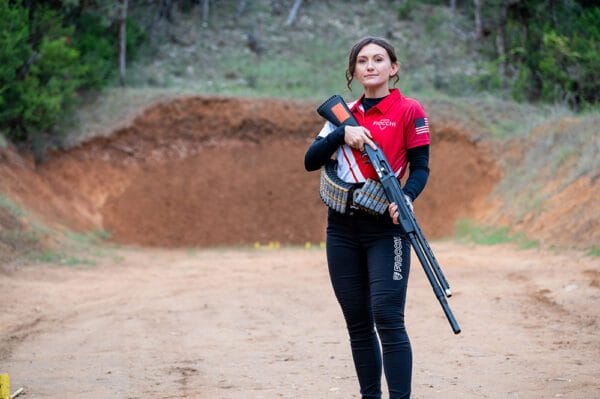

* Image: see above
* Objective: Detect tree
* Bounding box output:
[473,0,483,40]
[235,0,247,19]
[286,0,303,26]
[119,0,128,86]
[203,0,210,26]
[0,0,145,159]
[467,0,600,106]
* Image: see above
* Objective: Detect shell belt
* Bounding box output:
[319,160,389,215]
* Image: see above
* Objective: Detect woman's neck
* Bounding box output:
[363,86,391,99]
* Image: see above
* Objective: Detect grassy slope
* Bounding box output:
[0,192,117,269]
[74,2,578,141]
[125,2,479,99]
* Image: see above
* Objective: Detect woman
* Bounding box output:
[304,36,431,399]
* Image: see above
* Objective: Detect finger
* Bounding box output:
[387,203,396,221]
[353,138,362,150]
[365,135,377,150]
[388,203,397,216]
[363,131,376,149]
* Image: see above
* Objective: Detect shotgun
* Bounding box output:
[317,94,461,334]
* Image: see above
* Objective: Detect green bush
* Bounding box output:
[5,37,84,144]
[126,17,146,60]
[473,60,504,93]
[74,11,117,88]
[503,3,600,107]
[0,3,85,144]
[397,1,413,20]
[18,37,83,135]
[0,0,31,126]
[538,24,600,107]
[0,0,146,149]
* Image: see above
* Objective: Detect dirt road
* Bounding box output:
[1,242,599,398]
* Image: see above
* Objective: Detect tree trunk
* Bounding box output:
[450,0,457,13]
[203,0,210,26]
[119,0,128,86]
[150,0,172,44]
[496,0,508,80]
[235,0,247,18]
[473,0,483,40]
[286,0,303,26]
[158,0,173,21]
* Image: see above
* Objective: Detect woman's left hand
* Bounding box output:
[388,195,413,224]
[388,202,399,224]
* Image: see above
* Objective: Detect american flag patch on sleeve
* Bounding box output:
[414,117,429,135]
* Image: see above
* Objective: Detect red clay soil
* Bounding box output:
[0,95,591,249]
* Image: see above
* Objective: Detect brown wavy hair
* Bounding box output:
[345,36,400,91]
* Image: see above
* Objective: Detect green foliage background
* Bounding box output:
[0,0,144,154]
[0,0,598,153]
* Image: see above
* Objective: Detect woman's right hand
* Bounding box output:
[344,125,376,151]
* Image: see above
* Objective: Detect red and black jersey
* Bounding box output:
[317,88,430,183]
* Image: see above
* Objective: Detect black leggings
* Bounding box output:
[326,210,412,399]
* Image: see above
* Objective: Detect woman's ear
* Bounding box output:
[390,62,400,77]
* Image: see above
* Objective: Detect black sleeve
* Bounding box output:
[402,145,430,201]
[303,125,346,171]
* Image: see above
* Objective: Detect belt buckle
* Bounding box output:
[348,186,360,212]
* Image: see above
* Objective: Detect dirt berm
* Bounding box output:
[0,95,567,248]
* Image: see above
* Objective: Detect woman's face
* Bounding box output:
[354,43,398,91]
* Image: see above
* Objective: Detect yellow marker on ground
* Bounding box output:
[0,374,9,399]
[304,242,312,249]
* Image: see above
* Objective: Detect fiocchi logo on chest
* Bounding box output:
[372,118,397,130]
